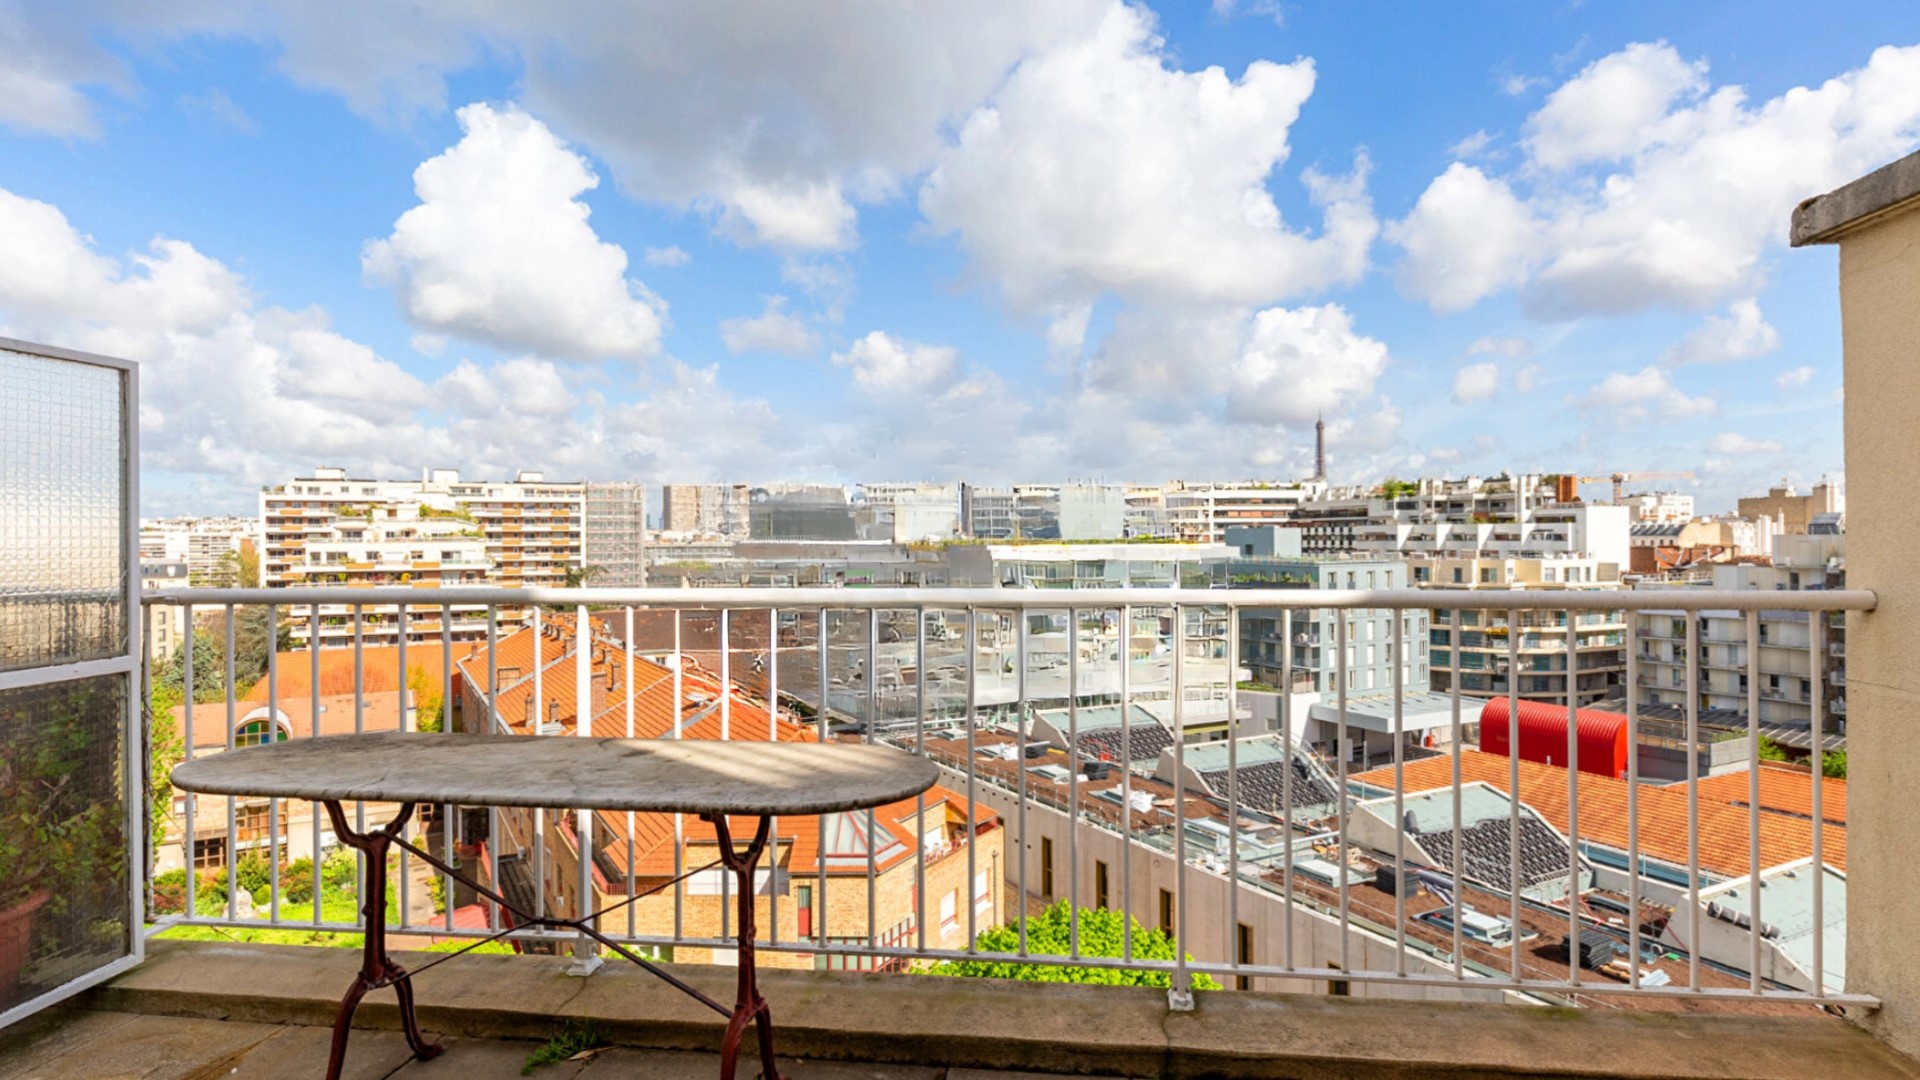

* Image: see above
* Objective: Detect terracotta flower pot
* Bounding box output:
[0,890,50,1000]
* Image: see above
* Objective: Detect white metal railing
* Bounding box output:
[138,586,1874,1011]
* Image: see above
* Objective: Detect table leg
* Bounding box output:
[707,814,785,1080]
[322,800,443,1080]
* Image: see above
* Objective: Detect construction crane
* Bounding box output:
[1557,472,1697,504]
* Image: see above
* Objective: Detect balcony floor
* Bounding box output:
[5,940,1919,1080]
[0,1009,980,1079]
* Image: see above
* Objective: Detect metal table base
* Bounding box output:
[319,801,785,1080]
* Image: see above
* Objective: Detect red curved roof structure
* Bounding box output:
[1478,697,1628,779]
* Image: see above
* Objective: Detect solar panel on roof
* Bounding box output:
[1075,722,1173,764]
[1200,757,1338,815]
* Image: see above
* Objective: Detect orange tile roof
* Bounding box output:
[241,643,456,704]
[174,691,413,748]
[1353,751,1845,877]
[459,616,997,883]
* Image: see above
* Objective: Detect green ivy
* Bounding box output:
[930,899,1220,989]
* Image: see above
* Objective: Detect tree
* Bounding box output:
[931,899,1220,989]
[409,664,444,733]
[563,564,606,588]
[1822,748,1847,778]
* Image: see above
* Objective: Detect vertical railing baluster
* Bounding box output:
[182,603,196,920]
[442,604,454,935]
[1335,612,1350,976]
[1117,604,1129,965]
[1685,613,1701,991]
[674,610,685,942]
[720,609,731,943]
[572,602,597,969]
[1227,603,1241,986]
[813,608,826,950]
[966,604,979,955]
[353,604,367,922]
[312,602,323,927]
[1448,626,1463,980]
[224,604,237,923]
[1016,606,1029,958]
[1392,609,1405,978]
[267,605,280,924]
[531,605,545,924]
[624,606,636,939]
[1279,602,1293,973]
[397,604,410,929]
[141,603,155,922]
[1067,606,1080,961]
[1506,607,1521,981]
[915,607,928,954]
[1172,602,1190,1006]
[1811,610,1826,998]
[1747,610,1762,993]
[486,607,499,934]
[768,605,780,950]
[1626,623,1641,991]
[866,608,878,955]
[1566,607,1579,990]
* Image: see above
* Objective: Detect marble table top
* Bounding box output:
[170,732,939,815]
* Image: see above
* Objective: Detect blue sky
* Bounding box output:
[0,1,1914,515]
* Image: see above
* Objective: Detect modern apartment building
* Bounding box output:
[1630,533,1847,729]
[959,483,1015,539]
[858,482,961,543]
[659,483,750,536]
[261,467,587,644]
[583,482,648,587]
[1288,474,1631,565]
[139,516,257,584]
[1230,553,1430,696]
[1163,480,1322,542]
[1622,491,1695,523]
[1420,557,1627,708]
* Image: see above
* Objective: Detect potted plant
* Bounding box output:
[0,681,129,999]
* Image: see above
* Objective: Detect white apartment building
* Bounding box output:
[1418,556,1627,708]
[1289,474,1631,566]
[1630,534,1847,728]
[139,516,257,584]
[1163,480,1324,542]
[858,482,962,543]
[1623,491,1695,523]
[261,467,592,644]
[139,561,191,665]
[1124,484,1173,538]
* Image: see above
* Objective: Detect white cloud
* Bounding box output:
[831,331,958,395]
[1514,363,1541,393]
[1227,305,1391,425]
[1387,163,1538,312]
[720,296,820,356]
[0,183,792,507]
[1452,362,1500,403]
[1663,297,1781,365]
[1393,42,1920,316]
[921,3,1374,311]
[1465,336,1531,358]
[363,103,666,362]
[1777,364,1816,388]
[1708,432,1782,455]
[1523,42,1707,170]
[179,88,256,134]
[1574,365,1717,419]
[642,246,690,267]
[1447,129,1497,160]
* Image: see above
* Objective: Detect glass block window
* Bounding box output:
[0,676,131,1014]
[0,348,126,673]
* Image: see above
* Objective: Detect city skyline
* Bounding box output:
[0,3,1910,516]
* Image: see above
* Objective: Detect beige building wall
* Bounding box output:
[1794,150,1920,1058]
[1737,481,1843,535]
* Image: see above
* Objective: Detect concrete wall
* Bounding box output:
[1799,157,1920,1057]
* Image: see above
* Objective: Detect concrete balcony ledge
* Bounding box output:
[65,941,1920,1080]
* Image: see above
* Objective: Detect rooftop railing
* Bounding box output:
[139,585,1872,1012]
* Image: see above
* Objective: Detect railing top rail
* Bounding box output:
[141,585,1878,612]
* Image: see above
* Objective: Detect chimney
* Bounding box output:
[548,699,560,727]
